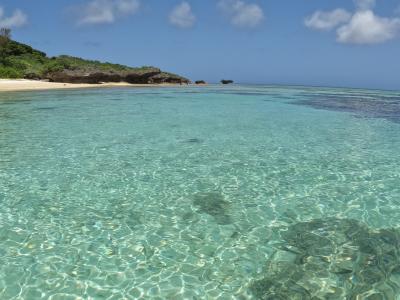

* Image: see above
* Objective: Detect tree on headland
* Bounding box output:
[0,28,11,37]
[0,28,11,47]
[0,28,11,63]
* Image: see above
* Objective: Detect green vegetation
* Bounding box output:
[0,28,157,79]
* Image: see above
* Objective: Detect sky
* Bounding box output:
[1,0,400,90]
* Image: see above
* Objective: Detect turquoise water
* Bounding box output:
[1,85,400,299]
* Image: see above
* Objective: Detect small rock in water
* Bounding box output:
[221,80,234,85]
[36,107,56,110]
[186,138,203,144]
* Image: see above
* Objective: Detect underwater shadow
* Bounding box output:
[295,94,400,124]
[193,192,232,225]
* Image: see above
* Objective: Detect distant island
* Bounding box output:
[0,29,190,85]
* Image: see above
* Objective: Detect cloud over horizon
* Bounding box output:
[305,9,351,31]
[0,7,28,28]
[218,0,264,28]
[305,0,400,44]
[169,2,196,29]
[354,0,375,11]
[76,0,140,26]
[337,10,400,44]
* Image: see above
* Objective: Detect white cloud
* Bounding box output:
[305,0,400,44]
[218,0,264,28]
[116,0,140,15]
[0,7,28,28]
[305,9,351,31]
[354,0,375,11]
[78,0,114,25]
[337,10,400,44]
[77,0,139,25]
[169,2,196,28]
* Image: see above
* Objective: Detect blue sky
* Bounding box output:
[1,0,400,89]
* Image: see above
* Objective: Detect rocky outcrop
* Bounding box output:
[195,80,207,84]
[221,80,233,84]
[45,68,190,85]
[147,72,189,84]
[1,38,191,83]
[24,72,43,80]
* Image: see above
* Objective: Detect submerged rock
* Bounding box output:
[185,138,203,144]
[250,218,400,299]
[193,192,232,225]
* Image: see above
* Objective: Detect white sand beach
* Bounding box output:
[0,79,183,92]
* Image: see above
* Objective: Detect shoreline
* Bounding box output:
[0,79,187,93]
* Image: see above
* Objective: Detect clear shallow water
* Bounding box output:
[1,85,400,299]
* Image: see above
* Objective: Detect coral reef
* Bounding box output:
[251,218,400,299]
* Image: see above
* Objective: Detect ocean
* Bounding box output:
[1,85,400,299]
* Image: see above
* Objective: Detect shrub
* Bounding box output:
[0,66,23,78]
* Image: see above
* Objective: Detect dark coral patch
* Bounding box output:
[185,138,203,144]
[193,192,232,225]
[295,94,400,123]
[36,107,57,110]
[250,218,400,299]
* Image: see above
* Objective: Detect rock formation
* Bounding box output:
[221,80,234,84]
[45,69,190,85]
[0,39,190,84]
